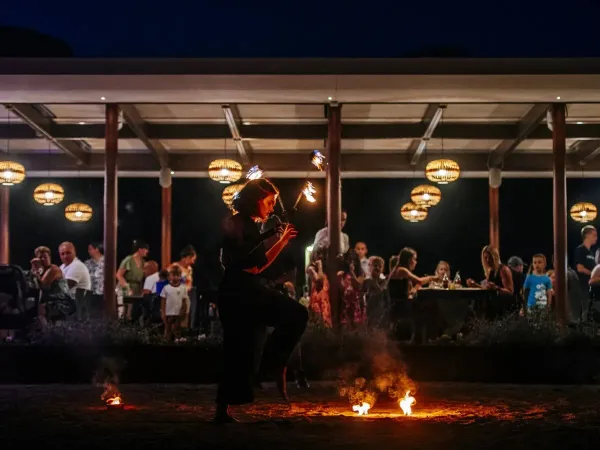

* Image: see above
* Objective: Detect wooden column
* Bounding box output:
[489,186,500,250]
[0,187,9,264]
[552,103,568,324]
[326,104,342,327]
[104,104,119,319]
[161,185,172,268]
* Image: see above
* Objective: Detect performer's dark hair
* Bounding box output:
[232,179,279,217]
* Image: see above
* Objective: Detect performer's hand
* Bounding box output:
[281,224,298,243]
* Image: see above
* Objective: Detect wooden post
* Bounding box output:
[326,104,342,327]
[161,185,172,268]
[104,104,119,319]
[0,187,9,264]
[489,186,500,251]
[552,103,567,324]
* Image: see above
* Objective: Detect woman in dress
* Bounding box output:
[215,178,308,423]
[339,249,366,327]
[116,240,149,319]
[306,245,332,327]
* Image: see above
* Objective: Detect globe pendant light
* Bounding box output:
[0,110,26,186]
[425,159,460,184]
[208,139,242,184]
[222,183,244,209]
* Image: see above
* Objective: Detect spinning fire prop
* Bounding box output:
[352,402,371,416]
[246,165,264,180]
[400,391,416,416]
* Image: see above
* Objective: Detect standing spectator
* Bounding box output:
[160,265,189,342]
[116,239,149,319]
[363,256,390,328]
[523,254,553,312]
[339,249,366,328]
[85,242,104,319]
[306,245,332,327]
[574,225,597,299]
[170,245,197,329]
[355,242,370,278]
[312,210,349,254]
[58,241,91,320]
[507,256,527,311]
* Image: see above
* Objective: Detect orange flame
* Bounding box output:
[352,402,371,416]
[302,181,317,203]
[399,391,416,416]
[101,381,123,406]
[106,396,122,406]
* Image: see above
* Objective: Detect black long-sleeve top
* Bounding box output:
[221,213,269,272]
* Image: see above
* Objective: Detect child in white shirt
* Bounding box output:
[160,265,189,342]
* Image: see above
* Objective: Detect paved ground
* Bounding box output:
[0,382,599,449]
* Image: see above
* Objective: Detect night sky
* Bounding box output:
[7,177,600,289]
[4,0,600,58]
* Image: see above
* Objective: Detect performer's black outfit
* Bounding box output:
[217,212,308,405]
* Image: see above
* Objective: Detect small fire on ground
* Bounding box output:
[352,402,371,416]
[399,391,416,416]
[101,382,124,407]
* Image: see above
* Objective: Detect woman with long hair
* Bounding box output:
[467,246,514,318]
[306,244,332,327]
[388,247,436,342]
[215,178,308,423]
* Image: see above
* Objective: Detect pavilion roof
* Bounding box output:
[2,58,600,178]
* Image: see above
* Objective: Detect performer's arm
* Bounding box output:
[245,224,298,274]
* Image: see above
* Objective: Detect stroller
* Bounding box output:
[0,264,38,330]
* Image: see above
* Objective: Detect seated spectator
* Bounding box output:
[58,242,92,321]
[142,261,160,295]
[31,246,74,325]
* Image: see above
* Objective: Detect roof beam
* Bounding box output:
[408,104,445,165]
[487,104,550,167]
[120,105,170,168]
[11,151,600,174]
[5,104,90,165]
[222,105,251,164]
[574,139,600,165]
[4,121,600,141]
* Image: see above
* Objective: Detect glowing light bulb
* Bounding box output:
[410,209,418,216]
[581,211,588,217]
[438,169,447,176]
[423,193,430,200]
[75,211,83,217]
[44,191,54,200]
[220,168,229,176]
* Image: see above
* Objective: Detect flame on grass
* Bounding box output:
[399,391,416,415]
[352,402,371,416]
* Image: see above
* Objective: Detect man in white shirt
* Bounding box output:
[59,241,92,320]
[142,261,160,294]
[312,210,350,254]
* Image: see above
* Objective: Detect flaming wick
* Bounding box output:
[352,402,371,416]
[399,391,416,416]
[310,150,327,171]
[293,181,317,210]
[246,165,263,180]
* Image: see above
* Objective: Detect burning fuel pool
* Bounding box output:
[1,383,599,449]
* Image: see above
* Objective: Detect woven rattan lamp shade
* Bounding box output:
[222,183,244,209]
[425,159,460,184]
[33,183,65,206]
[401,202,428,222]
[65,203,93,222]
[410,184,442,208]
[0,161,26,186]
[208,159,242,184]
[570,202,598,223]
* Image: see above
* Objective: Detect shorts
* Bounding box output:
[165,315,180,325]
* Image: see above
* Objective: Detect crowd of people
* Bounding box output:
[27,239,200,341]
[303,213,600,341]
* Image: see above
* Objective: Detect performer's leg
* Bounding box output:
[261,290,308,399]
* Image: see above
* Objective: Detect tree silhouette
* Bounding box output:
[0,26,73,57]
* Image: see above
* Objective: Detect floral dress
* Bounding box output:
[309,275,332,327]
[340,273,366,327]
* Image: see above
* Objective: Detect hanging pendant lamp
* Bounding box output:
[0,110,26,186]
[425,159,460,184]
[222,183,244,209]
[401,202,428,222]
[410,184,442,208]
[33,183,65,206]
[570,202,597,223]
[208,138,242,184]
[65,203,93,222]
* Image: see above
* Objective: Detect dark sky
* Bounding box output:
[4,0,600,58]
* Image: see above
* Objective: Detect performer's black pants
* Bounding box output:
[216,271,308,405]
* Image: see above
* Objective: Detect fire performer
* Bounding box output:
[215,178,308,423]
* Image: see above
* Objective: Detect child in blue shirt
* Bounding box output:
[523,254,553,311]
